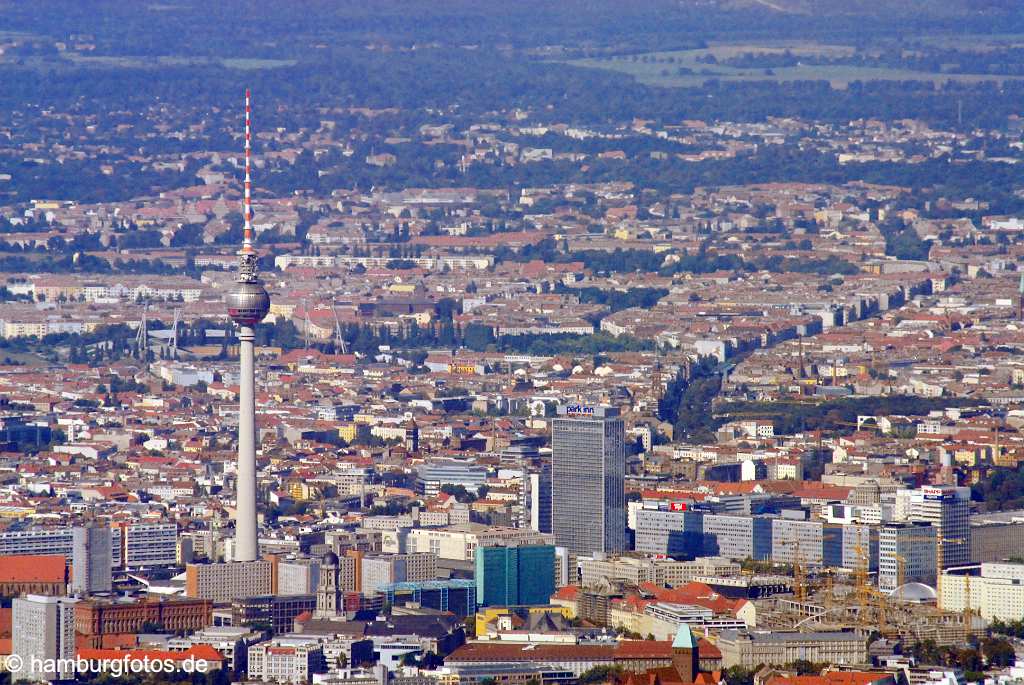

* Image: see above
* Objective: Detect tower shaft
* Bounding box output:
[226,89,270,562]
[235,325,258,561]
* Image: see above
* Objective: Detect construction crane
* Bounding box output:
[935,536,973,635]
[785,536,808,604]
[853,541,873,627]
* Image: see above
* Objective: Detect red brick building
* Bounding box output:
[74,597,212,647]
[0,554,67,596]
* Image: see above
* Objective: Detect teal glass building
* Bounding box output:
[475,544,556,607]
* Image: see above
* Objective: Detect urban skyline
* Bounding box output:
[1,2,1024,685]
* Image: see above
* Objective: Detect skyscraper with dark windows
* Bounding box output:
[551,405,625,557]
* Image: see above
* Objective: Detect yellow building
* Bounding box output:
[287,481,316,502]
[338,423,358,444]
[474,606,574,637]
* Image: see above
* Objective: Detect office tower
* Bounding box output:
[702,514,772,561]
[909,485,970,569]
[551,404,625,557]
[277,558,321,596]
[360,553,437,597]
[71,525,112,595]
[118,522,178,568]
[879,522,937,593]
[225,89,271,563]
[840,524,878,571]
[11,595,78,682]
[184,560,275,604]
[475,544,556,607]
[635,508,704,558]
[771,516,826,567]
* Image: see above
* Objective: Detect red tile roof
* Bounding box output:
[77,645,225,663]
[767,673,894,685]
[0,555,66,584]
[551,585,580,601]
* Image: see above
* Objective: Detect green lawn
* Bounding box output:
[568,41,1024,89]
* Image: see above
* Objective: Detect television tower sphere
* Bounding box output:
[226,279,270,327]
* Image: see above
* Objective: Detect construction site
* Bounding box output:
[749,538,977,647]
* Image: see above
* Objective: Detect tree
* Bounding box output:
[724,666,757,685]
[981,636,1015,668]
[578,666,623,684]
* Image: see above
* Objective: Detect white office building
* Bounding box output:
[907,486,970,569]
[11,595,78,682]
[939,562,1024,622]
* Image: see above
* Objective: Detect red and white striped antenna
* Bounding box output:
[242,88,254,254]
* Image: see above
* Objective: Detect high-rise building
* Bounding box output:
[908,486,970,569]
[551,405,625,557]
[117,522,178,568]
[11,595,78,682]
[184,560,275,604]
[634,508,704,558]
[225,90,271,563]
[0,524,177,570]
[277,558,321,596]
[702,514,772,561]
[360,553,437,597]
[71,525,112,595]
[879,522,937,593]
[475,544,556,607]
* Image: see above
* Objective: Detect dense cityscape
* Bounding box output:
[3,2,1024,685]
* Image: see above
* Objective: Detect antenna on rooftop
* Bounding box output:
[242,88,255,260]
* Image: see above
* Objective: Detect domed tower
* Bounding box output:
[315,551,343,618]
[226,90,270,563]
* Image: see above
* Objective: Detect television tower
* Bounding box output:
[224,89,270,562]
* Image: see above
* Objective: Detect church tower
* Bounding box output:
[671,625,700,685]
[315,551,343,618]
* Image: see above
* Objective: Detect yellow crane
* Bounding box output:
[853,541,873,627]
[787,536,808,604]
[936,536,973,636]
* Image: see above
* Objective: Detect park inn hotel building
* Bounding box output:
[551,404,626,558]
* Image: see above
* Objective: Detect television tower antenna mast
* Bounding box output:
[224,89,271,563]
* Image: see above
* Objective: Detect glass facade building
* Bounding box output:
[475,544,556,607]
[551,405,625,557]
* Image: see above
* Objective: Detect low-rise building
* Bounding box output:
[716,630,868,668]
